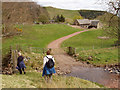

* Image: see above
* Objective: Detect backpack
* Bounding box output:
[46,56,54,68]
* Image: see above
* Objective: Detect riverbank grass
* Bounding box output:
[2,71,101,88]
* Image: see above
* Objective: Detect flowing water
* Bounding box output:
[66,66,119,88]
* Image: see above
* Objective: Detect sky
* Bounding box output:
[33,0,108,11]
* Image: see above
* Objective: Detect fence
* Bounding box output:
[2,45,52,74]
[67,47,76,56]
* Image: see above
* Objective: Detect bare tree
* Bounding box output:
[98,0,120,39]
[108,0,120,26]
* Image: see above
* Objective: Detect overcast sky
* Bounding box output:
[33,0,108,11]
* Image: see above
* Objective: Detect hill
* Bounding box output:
[79,10,106,19]
[45,7,81,23]
[2,2,49,24]
[45,7,108,23]
[96,12,119,26]
[2,24,81,55]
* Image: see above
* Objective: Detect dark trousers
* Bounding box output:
[45,73,52,83]
[18,68,25,74]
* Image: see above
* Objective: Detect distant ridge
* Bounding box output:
[45,6,107,23]
[45,6,80,23]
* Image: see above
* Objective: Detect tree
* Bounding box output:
[107,0,120,26]
[38,14,49,24]
[56,15,60,22]
[54,14,65,22]
[60,15,65,22]
[73,15,83,22]
[101,0,120,39]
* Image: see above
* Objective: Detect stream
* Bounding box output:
[66,66,119,88]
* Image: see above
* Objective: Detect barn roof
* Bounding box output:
[76,19,90,25]
[90,20,99,26]
[90,20,99,22]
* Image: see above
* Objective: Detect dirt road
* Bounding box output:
[47,30,89,74]
[47,29,119,88]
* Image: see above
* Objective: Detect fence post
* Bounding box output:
[68,47,73,55]
[43,48,45,54]
[74,48,76,55]
[28,47,31,53]
[9,46,13,73]
[12,50,17,74]
[36,48,37,53]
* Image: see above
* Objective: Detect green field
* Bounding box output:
[2,71,101,88]
[62,30,116,50]
[2,24,82,55]
[61,29,118,66]
[76,47,118,66]
[2,24,103,88]
[2,50,102,88]
[45,7,80,23]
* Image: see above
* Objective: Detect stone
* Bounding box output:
[88,56,92,60]
[110,70,113,73]
[108,68,112,71]
[86,62,90,64]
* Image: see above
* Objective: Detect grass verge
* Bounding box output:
[61,29,118,66]
[2,71,101,88]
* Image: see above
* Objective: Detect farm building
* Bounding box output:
[89,20,100,28]
[74,19,90,28]
[74,19,99,28]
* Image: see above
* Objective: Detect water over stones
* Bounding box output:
[66,66,119,88]
[104,64,120,75]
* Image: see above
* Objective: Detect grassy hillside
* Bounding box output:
[61,29,118,66]
[2,2,49,24]
[62,30,116,50]
[97,13,119,26]
[45,7,107,23]
[2,24,82,55]
[2,71,101,88]
[45,7,80,23]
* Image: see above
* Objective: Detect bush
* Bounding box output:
[38,14,49,24]
[2,24,18,37]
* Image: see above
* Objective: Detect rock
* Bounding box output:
[36,67,38,70]
[32,52,35,55]
[5,68,8,70]
[74,54,79,57]
[104,68,107,71]
[2,72,6,74]
[88,56,92,60]
[116,71,120,74]
[110,70,113,73]
[86,62,90,64]
[108,68,112,71]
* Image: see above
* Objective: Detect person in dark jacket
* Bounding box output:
[16,52,26,74]
[42,50,56,82]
